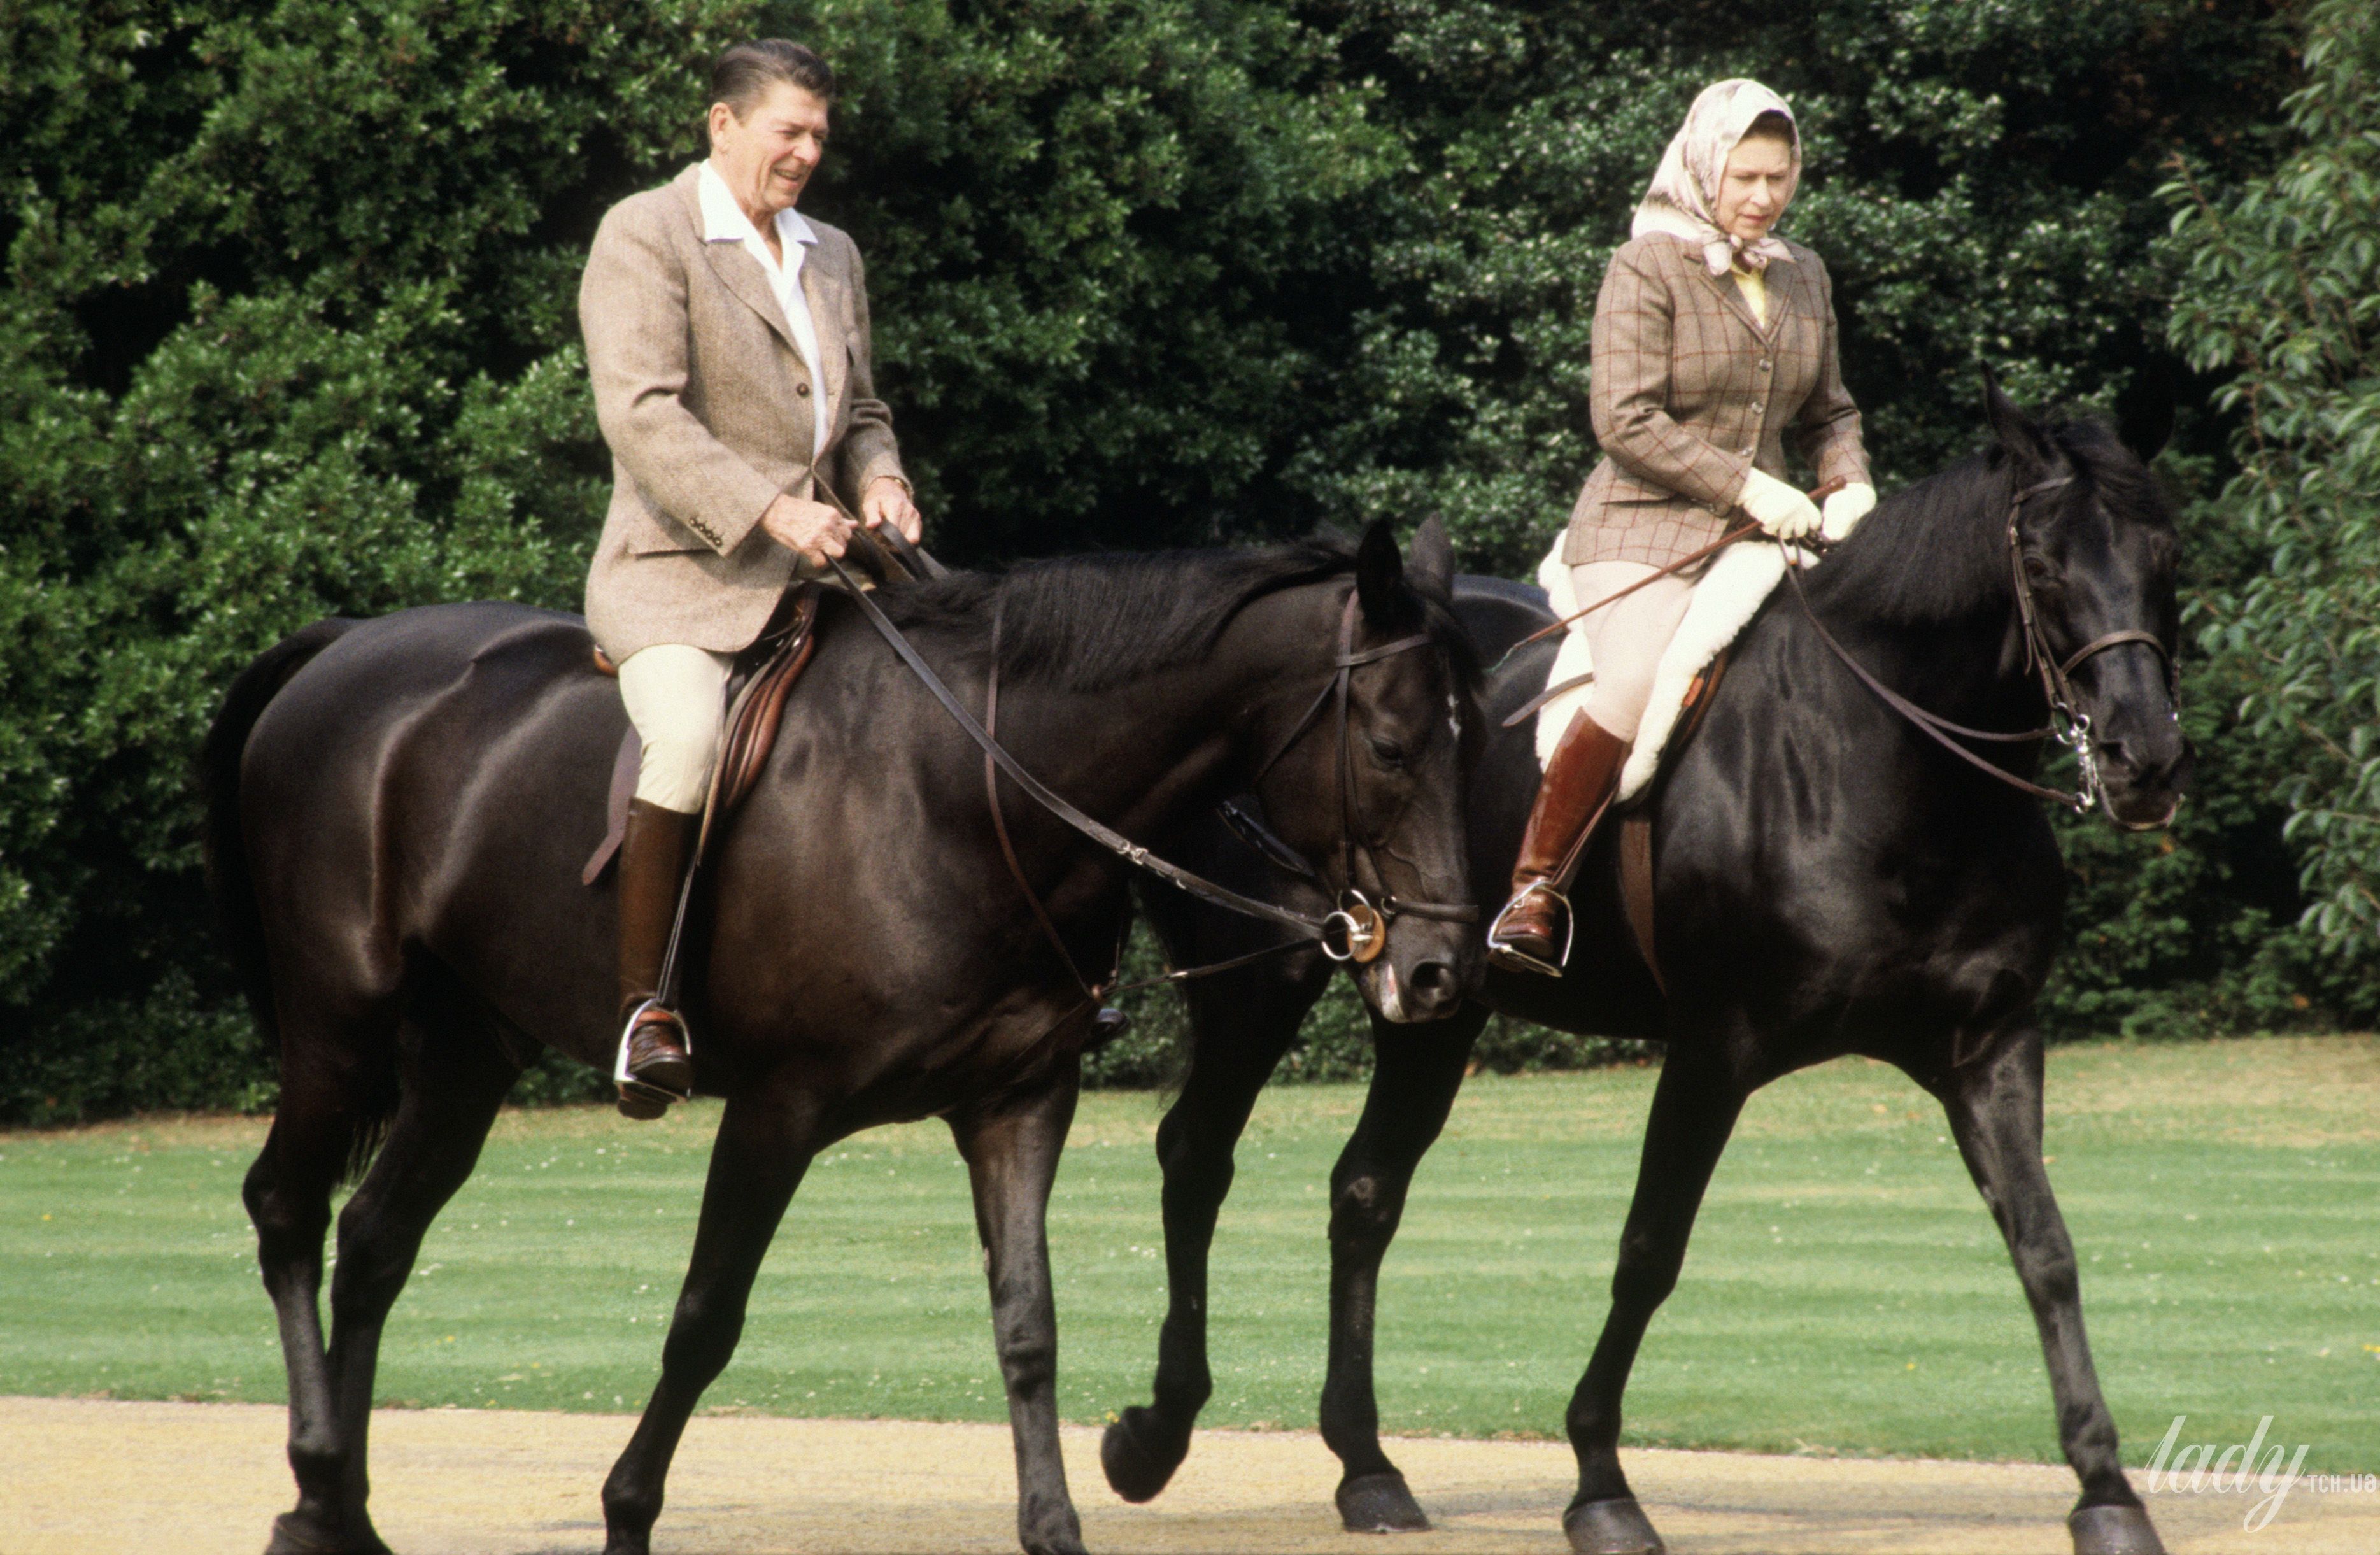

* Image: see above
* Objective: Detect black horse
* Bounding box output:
[1100,390,2190,1555]
[206,522,1480,1555]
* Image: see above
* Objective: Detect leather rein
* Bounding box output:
[1780,472,2177,816]
[824,545,1474,1015]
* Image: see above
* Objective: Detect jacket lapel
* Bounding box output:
[802,248,851,420]
[700,241,800,353]
[1697,258,1790,344]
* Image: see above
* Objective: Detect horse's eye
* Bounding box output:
[2022,553,2057,585]
[1368,735,1408,768]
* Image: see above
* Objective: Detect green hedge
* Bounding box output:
[0,0,2362,1122]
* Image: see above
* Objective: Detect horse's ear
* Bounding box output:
[1355,518,1405,628]
[1982,365,2053,469]
[2116,374,2176,462]
[1406,516,1455,604]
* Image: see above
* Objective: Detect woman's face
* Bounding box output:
[708,80,830,223]
[1714,132,1796,244]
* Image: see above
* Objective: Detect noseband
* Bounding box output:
[1785,472,2178,816]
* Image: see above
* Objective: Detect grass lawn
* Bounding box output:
[3,1035,2375,1472]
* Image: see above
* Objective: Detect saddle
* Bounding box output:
[1611,651,1727,994]
[581,584,823,886]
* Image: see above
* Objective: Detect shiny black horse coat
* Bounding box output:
[1102,395,2190,1555]
[208,523,1479,1555]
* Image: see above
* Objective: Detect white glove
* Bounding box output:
[1821,481,1878,543]
[1738,467,1820,541]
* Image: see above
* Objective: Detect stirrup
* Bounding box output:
[1485,879,1574,977]
[613,999,693,1106]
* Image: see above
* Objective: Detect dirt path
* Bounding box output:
[6,1396,2372,1554]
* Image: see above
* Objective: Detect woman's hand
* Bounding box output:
[861,476,923,545]
[761,494,856,568]
[1738,467,1821,541]
[1821,481,1877,542]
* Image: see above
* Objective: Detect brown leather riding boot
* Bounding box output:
[1486,711,1631,977]
[616,799,698,1118]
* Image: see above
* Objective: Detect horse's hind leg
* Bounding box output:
[244,1002,402,1555]
[313,979,522,1537]
[1101,962,1322,1503]
[1563,1042,1743,1555]
[953,1063,1088,1555]
[1927,1026,2166,1555]
[602,1086,818,1555]
[1319,1002,1485,1533]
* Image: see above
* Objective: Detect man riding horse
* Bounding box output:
[581,39,921,1117]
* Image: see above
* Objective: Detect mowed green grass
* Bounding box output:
[3,1037,2376,1471]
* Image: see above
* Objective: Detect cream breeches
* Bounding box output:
[1568,562,1699,744]
[616,643,734,814]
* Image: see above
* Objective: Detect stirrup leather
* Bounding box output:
[613,998,693,1105]
[1485,878,1575,977]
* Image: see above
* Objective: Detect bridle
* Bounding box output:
[828,554,1475,1022]
[1784,472,2179,817]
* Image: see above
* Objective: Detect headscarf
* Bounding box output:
[1631,79,1801,276]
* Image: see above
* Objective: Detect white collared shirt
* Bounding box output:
[697,160,828,460]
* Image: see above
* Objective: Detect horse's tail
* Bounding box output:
[202,618,361,1060]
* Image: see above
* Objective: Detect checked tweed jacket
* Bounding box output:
[1564,233,1868,568]
[581,164,906,661]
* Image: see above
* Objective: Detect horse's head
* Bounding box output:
[1984,376,2193,829]
[1251,518,1482,1023]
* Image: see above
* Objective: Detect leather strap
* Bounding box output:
[985,610,1101,1000]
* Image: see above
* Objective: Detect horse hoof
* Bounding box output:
[1338,1470,1430,1532]
[1564,1495,1664,1555]
[2070,1503,2167,1555]
[266,1512,393,1555]
[1100,1407,1186,1502]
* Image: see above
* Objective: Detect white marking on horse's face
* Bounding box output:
[1447,690,1462,744]
[1374,960,1405,1023]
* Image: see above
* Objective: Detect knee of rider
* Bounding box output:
[633,714,719,813]
[1585,674,1654,743]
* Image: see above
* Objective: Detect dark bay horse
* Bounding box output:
[205,522,1480,1555]
[1101,391,2190,1555]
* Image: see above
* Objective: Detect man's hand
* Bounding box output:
[861,475,923,545]
[760,494,855,569]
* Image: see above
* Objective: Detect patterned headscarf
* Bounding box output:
[1631,78,1801,276]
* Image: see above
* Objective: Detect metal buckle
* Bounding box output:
[2052,709,2100,814]
[1321,890,1387,963]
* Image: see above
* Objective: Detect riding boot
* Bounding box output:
[1485,711,1630,977]
[616,799,698,1119]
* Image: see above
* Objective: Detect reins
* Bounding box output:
[1779,472,2176,815]
[817,522,1473,1023]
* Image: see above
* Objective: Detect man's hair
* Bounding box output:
[711,39,835,117]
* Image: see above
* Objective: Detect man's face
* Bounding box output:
[1715,134,1796,245]
[709,81,830,221]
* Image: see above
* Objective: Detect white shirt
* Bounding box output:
[697,160,828,460]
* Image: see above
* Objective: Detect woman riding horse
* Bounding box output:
[1488,78,1876,975]
[581,39,923,1114]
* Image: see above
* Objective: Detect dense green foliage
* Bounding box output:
[2167,0,2380,983]
[9,1042,2378,1466]
[0,0,2359,1121]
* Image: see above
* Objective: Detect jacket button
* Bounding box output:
[1750,401,1764,414]
[1758,359,1772,373]
[795,380,811,397]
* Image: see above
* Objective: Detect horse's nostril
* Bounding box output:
[1408,960,1457,1007]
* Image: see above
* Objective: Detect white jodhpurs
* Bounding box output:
[616,643,734,814]
[1568,561,1700,743]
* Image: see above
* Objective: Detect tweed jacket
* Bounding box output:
[1564,233,1868,568]
[581,164,906,660]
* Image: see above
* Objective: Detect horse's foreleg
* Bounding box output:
[1319,1004,1485,1533]
[1102,969,1316,1504]
[954,1059,1087,1555]
[1934,1029,2166,1555]
[1564,1044,1743,1555]
[602,1089,817,1555]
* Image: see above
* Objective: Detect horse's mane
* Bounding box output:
[875,534,1477,693]
[1807,414,2172,627]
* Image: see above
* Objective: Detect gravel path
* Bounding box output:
[7,1395,2372,1554]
